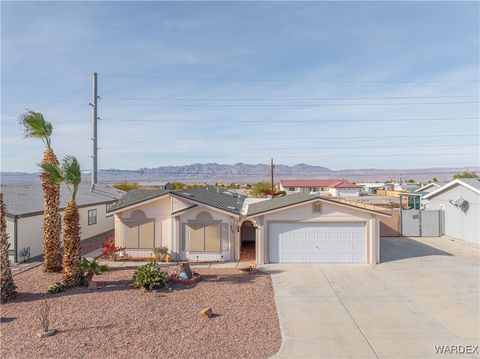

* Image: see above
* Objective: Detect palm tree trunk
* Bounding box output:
[62,199,82,286]
[41,148,62,272]
[1,193,17,302]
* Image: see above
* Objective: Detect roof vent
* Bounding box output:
[182,192,194,197]
[223,191,234,196]
[226,206,236,210]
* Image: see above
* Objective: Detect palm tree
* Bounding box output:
[42,156,83,286]
[1,193,17,302]
[20,111,62,272]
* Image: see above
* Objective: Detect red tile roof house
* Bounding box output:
[279,179,360,197]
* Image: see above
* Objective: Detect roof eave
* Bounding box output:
[424,179,480,199]
[170,193,241,217]
[247,196,391,218]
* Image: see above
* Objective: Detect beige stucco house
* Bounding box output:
[108,186,389,265]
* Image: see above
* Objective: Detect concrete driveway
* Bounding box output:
[264,237,480,359]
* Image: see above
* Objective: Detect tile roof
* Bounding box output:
[107,186,246,215]
[280,179,359,188]
[173,187,246,214]
[247,193,318,216]
[246,192,391,217]
[106,189,170,213]
[1,183,124,217]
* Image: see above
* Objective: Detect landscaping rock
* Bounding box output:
[199,307,213,319]
[36,329,56,338]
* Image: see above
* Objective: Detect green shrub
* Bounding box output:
[113,182,139,192]
[132,262,168,291]
[47,282,66,294]
[78,257,109,285]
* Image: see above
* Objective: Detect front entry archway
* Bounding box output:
[240,220,256,263]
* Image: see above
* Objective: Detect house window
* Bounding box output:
[88,209,97,225]
[106,202,115,212]
[288,187,295,191]
[312,203,322,213]
[122,210,155,249]
[124,222,155,249]
[185,223,223,252]
[183,211,227,252]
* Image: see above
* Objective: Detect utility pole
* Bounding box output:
[270,158,275,195]
[90,72,98,190]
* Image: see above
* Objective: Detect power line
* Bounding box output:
[98,143,478,151]
[94,117,478,124]
[100,95,479,101]
[94,133,478,141]
[94,152,478,159]
[100,73,479,83]
[94,101,479,107]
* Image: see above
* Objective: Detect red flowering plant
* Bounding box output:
[101,237,126,259]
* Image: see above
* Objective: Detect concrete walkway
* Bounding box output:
[264,236,479,359]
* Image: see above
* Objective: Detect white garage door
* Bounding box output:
[268,223,365,263]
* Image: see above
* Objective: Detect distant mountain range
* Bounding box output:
[1,163,476,184]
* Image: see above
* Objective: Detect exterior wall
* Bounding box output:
[280,185,329,195]
[172,196,193,212]
[178,206,237,261]
[13,202,115,263]
[427,185,479,246]
[252,201,379,265]
[6,217,16,262]
[114,196,239,261]
[329,188,360,197]
[115,196,172,258]
[379,209,400,236]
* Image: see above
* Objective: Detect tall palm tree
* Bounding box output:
[1,193,17,302]
[20,111,62,272]
[42,156,83,286]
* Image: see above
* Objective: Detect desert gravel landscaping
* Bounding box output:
[0,266,281,359]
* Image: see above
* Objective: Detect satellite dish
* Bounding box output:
[449,197,470,213]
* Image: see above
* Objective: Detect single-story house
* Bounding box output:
[108,186,390,265]
[279,179,360,197]
[2,183,124,263]
[357,182,387,195]
[394,183,420,192]
[424,179,480,246]
[414,182,441,195]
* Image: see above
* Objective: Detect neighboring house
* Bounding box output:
[279,179,360,197]
[108,186,389,265]
[2,183,124,263]
[394,183,420,192]
[357,182,386,195]
[415,182,441,195]
[424,179,480,246]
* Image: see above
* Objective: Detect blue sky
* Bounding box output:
[1,1,479,172]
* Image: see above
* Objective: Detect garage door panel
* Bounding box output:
[269,223,365,263]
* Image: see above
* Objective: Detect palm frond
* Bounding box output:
[40,162,64,184]
[61,156,82,200]
[19,111,53,148]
